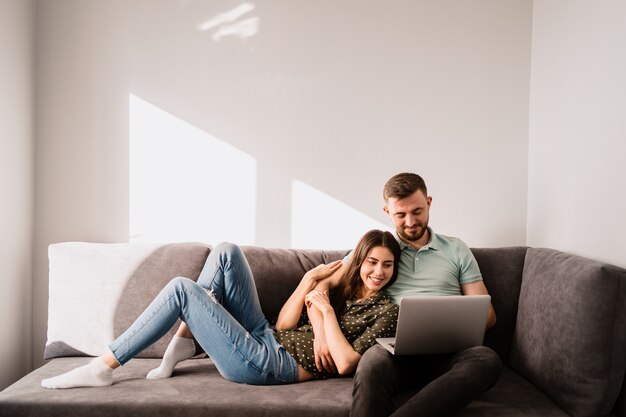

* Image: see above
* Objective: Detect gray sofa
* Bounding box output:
[0,242,625,417]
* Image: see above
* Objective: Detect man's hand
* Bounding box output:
[461,280,497,329]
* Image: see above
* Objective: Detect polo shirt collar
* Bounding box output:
[395,227,440,251]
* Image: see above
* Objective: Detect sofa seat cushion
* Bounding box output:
[1,362,575,417]
[0,358,353,417]
[455,366,570,417]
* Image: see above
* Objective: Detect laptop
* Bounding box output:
[377,295,491,355]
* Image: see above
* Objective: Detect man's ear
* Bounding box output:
[383,205,390,215]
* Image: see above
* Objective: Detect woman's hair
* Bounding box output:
[331,229,401,313]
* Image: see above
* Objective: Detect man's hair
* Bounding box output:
[383,172,428,201]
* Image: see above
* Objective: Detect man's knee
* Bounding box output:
[451,346,501,388]
[354,344,396,383]
[351,345,397,417]
[462,346,501,368]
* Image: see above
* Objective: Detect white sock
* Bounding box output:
[41,357,113,389]
[146,335,196,380]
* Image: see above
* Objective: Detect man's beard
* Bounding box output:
[398,224,427,242]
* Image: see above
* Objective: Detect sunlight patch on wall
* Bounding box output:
[197,3,259,42]
[291,180,390,250]
[129,94,256,244]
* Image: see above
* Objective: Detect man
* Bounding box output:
[310,172,501,417]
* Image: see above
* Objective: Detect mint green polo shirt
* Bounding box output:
[344,228,483,305]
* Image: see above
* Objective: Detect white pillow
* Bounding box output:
[45,242,211,359]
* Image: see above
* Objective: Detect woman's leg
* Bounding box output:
[158,241,269,338]
[108,243,267,365]
[146,334,196,379]
[148,242,271,379]
[41,275,198,390]
[43,243,297,388]
[41,356,115,389]
[169,243,298,384]
[194,242,268,332]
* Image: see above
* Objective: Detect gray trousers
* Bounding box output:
[351,345,502,417]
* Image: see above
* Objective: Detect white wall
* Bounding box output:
[527,0,626,268]
[0,0,34,390]
[32,0,532,367]
[33,0,131,369]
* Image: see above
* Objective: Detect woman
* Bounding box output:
[41,230,400,388]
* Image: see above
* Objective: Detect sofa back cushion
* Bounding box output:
[509,248,626,417]
[45,242,211,359]
[471,247,527,363]
[241,246,349,322]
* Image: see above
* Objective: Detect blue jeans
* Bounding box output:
[109,242,299,385]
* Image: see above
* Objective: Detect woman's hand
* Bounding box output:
[305,290,333,316]
[275,260,341,331]
[303,260,343,287]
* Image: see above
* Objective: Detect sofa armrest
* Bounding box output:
[510,248,626,417]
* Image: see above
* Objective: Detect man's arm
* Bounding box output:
[461,280,496,329]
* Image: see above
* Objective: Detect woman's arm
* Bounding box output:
[307,304,334,373]
[275,261,342,331]
[307,261,347,373]
[306,291,361,375]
